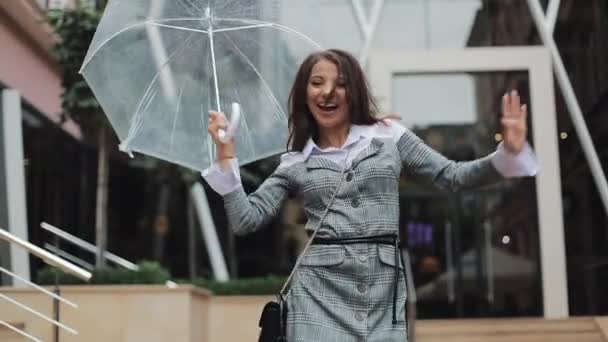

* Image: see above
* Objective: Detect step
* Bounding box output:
[416,317,607,342]
[418,332,605,342]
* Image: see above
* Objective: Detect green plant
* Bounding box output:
[36,261,170,286]
[36,263,285,296]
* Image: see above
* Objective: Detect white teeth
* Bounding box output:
[318,103,337,110]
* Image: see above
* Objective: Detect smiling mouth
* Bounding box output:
[317,103,338,113]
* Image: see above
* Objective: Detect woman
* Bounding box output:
[203,49,536,341]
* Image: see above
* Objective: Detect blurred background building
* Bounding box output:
[0,0,606,324]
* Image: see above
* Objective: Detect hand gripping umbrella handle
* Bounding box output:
[218,102,241,143]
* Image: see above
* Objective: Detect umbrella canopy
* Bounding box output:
[81,0,321,171]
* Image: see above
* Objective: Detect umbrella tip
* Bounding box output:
[118,142,134,158]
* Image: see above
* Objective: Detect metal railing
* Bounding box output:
[40,222,138,271]
[0,226,91,341]
[39,222,178,288]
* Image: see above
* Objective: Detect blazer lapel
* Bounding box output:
[305,156,343,172]
[351,138,384,170]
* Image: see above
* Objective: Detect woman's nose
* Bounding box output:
[322,84,335,97]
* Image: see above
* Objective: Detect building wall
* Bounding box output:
[0,0,80,138]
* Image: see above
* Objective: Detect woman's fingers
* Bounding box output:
[501,101,528,154]
[208,111,227,142]
[502,93,510,117]
[510,90,521,118]
[502,90,522,118]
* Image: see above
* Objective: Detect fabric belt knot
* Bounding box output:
[311,233,404,325]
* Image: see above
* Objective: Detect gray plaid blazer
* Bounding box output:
[222,126,502,342]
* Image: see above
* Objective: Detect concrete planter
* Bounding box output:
[0,285,251,342]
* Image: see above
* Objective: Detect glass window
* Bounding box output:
[393,71,542,318]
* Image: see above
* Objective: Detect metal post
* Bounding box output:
[0,89,30,285]
[190,183,229,281]
[53,234,60,342]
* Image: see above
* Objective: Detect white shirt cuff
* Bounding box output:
[491,142,539,178]
[200,158,242,195]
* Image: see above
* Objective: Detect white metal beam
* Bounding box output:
[1,89,30,287]
[190,183,229,281]
[527,0,608,223]
[351,0,385,67]
[545,0,561,33]
[369,46,569,318]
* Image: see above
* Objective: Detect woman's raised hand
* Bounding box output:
[208,111,235,160]
[501,90,528,154]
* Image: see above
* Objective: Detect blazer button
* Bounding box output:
[357,284,367,293]
[351,198,360,207]
[345,172,353,182]
[355,312,366,321]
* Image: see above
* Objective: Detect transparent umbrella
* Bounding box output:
[80,0,321,171]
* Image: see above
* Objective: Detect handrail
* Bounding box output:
[0,226,86,340]
[40,222,138,271]
[0,266,77,308]
[0,227,91,281]
[44,243,95,271]
[0,293,78,335]
[0,320,42,342]
[39,222,179,289]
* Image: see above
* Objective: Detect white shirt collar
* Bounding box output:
[301,124,371,159]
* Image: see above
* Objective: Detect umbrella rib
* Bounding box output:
[147,18,205,23]
[80,22,145,72]
[214,23,272,33]
[221,33,286,122]
[169,82,187,154]
[214,18,322,48]
[81,21,208,73]
[146,22,207,34]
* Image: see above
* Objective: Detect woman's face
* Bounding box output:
[306,58,349,133]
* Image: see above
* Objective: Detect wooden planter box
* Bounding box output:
[0,285,272,341]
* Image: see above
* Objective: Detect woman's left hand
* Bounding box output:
[501,90,528,154]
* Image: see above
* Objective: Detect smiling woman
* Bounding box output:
[203,48,537,341]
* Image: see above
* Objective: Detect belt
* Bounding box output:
[311,233,405,324]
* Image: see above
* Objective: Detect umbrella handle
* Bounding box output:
[218,102,241,143]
